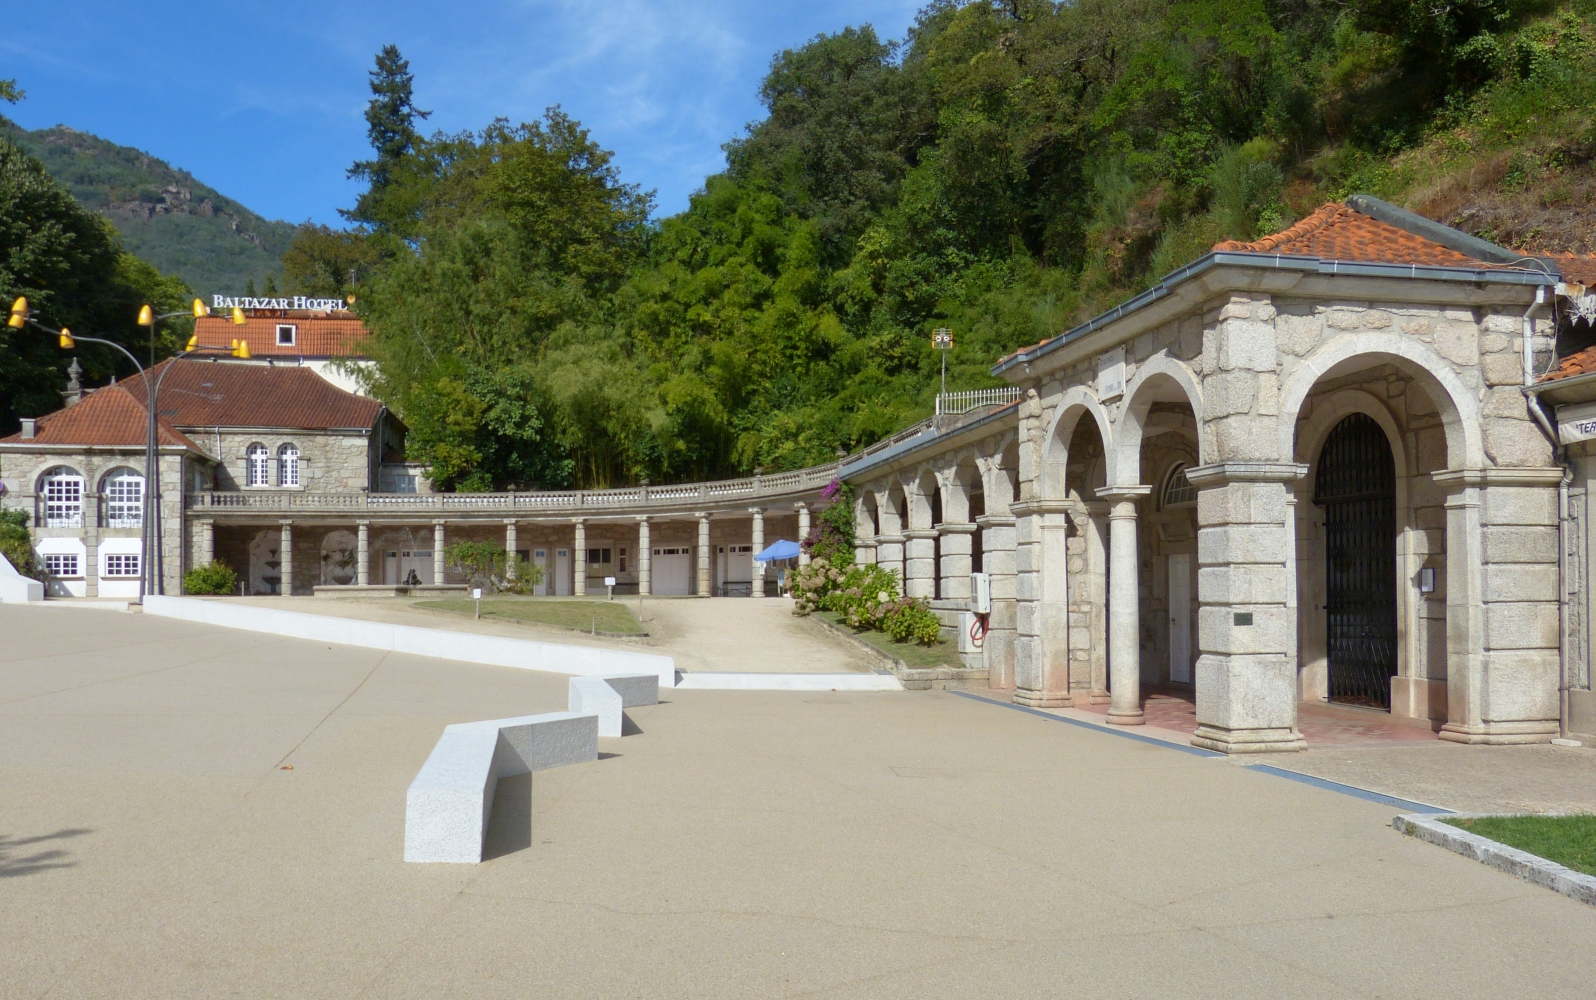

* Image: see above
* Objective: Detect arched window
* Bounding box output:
[278,443,300,487]
[102,468,145,528]
[246,443,270,487]
[1159,462,1197,510]
[40,466,84,527]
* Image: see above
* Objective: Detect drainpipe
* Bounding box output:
[1521,283,1570,739]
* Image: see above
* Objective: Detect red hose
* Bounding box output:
[969,613,990,644]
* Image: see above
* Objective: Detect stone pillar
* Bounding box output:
[199,518,215,567]
[1010,500,1073,707]
[1074,504,1111,705]
[875,531,905,582]
[638,517,652,596]
[1187,464,1306,753]
[279,520,294,597]
[750,508,766,597]
[573,519,587,596]
[356,520,369,586]
[903,529,938,599]
[433,520,446,586]
[504,520,518,581]
[796,503,811,567]
[978,513,1017,690]
[1436,469,1562,744]
[1098,487,1151,725]
[938,523,976,602]
[696,513,711,597]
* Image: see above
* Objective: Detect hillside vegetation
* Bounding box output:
[3,122,294,296]
[297,1,1596,491]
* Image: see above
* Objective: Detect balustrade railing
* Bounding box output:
[934,386,1022,416]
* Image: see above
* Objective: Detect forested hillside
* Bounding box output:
[300,1,1596,491]
[3,122,294,296]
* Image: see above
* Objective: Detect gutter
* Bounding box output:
[992,251,1561,378]
[1520,286,1571,742]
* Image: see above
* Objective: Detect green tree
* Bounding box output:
[283,223,378,297]
[346,44,432,237]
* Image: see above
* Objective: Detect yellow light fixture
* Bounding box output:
[59,328,74,349]
[231,307,247,325]
[184,334,199,351]
[7,295,25,328]
[233,339,251,360]
[191,298,209,318]
[137,304,153,326]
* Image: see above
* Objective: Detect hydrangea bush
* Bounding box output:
[790,556,942,647]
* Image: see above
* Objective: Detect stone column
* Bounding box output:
[796,503,811,567]
[356,520,369,586]
[903,529,938,599]
[1187,463,1307,753]
[696,513,711,597]
[638,517,652,596]
[1010,500,1073,707]
[1098,487,1151,725]
[199,518,215,567]
[573,519,587,596]
[750,508,766,597]
[938,523,976,603]
[279,520,294,597]
[1073,504,1111,705]
[978,513,1017,690]
[432,520,446,586]
[504,520,518,582]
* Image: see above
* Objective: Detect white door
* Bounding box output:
[1168,553,1192,684]
[720,544,752,595]
[398,550,434,586]
[555,548,571,596]
[384,550,397,586]
[534,549,549,596]
[652,547,691,595]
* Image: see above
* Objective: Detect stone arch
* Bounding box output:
[1041,387,1115,500]
[1279,333,1483,470]
[1294,388,1412,486]
[1112,355,1206,489]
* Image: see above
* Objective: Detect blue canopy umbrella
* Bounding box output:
[754,539,801,562]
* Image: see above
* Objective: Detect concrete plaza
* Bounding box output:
[2,604,1594,998]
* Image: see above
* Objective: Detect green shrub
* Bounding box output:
[883,599,943,646]
[184,560,238,595]
[0,508,40,581]
[790,556,848,614]
[495,556,546,595]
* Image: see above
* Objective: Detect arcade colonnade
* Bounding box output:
[848,280,1563,750]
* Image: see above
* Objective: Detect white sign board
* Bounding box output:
[472,588,482,600]
[604,576,617,587]
[1558,401,1596,444]
[1097,347,1126,401]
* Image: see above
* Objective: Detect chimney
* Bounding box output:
[20,418,35,440]
[61,357,83,408]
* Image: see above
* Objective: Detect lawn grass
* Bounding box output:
[416,599,645,635]
[816,611,964,669]
[1442,814,1596,877]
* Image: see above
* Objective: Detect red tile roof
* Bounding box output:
[119,359,385,430]
[0,382,202,451]
[1213,203,1493,267]
[192,312,370,358]
[1545,252,1596,287]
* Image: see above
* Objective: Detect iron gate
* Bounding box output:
[1314,413,1397,709]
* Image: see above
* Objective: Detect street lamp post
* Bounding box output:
[8,297,246,601]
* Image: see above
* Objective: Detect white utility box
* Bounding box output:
[958,610,978,653]
[968,572,992,614]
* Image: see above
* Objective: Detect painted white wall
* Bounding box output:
[34,537,86,597]
[98,537,143,599]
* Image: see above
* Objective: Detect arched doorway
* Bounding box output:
[1313,413,1397,710]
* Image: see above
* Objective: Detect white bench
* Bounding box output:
[405,674,659,863]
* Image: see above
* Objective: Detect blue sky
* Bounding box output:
[3,1,926,225]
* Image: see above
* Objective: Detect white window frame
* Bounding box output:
[41,468,84,527]
[44,553,81,578]
[246,443,271,487]
[103,552,141,578]
[1160,462,1197,510]
[276,323,297,346]
[103,469,144,528]
[278,443,300,487]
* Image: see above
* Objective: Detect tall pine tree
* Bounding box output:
[344,45,430,236]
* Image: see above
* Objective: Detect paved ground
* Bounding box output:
[4,603,1595,999]
[216,594,877,674]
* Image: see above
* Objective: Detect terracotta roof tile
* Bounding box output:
[1544,252,1596,287]
[119,359,385,430]
[0,383,202,451]
[192,312,370,358]
[1213,203,1491,267]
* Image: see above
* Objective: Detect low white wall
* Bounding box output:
[675,672,903,691]
[0,551,43,603]
[142,595,676,687]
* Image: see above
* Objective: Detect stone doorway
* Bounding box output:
[1313,413,1398,710]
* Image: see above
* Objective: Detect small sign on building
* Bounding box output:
[1097,347,1126,401]
[1557,400,1596,444]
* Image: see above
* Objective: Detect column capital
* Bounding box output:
[974,514,1017,529]
[748,506,765,515]
[432,518,446,526]
[794,501,808,511]
[355,518,370,526]
[503,517,518,526]
[279,519,295,527]
[1007,499,1075,517]
[937,522,978,535]
[636,514,650,523]
[1185,462,1306,487]
[1430,466,1562,488]
[571,516,587,525]
[693,511,710,521]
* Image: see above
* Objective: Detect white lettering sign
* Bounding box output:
[1097,346,1126,402]
[213,294,349,312]
[1557,401,1596,444]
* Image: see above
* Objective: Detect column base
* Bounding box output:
[1438,720,1559,745]
[1106,709,1144,726]
[1013,689,1074,709]
[1191,724,1306,754]
[1088,692,1111,705]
